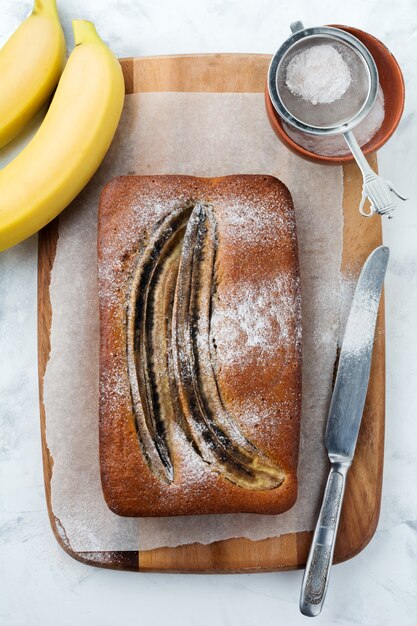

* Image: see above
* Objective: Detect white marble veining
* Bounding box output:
[0,0,416,624]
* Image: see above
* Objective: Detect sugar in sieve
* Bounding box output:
[268,21,406,217]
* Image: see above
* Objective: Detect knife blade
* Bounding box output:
[325,244,390,460]
[300,245,389,617]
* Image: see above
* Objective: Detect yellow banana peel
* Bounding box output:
[0,0,66,149]
[0,20,125,252]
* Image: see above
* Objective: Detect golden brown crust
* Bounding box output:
[98,175,301,516]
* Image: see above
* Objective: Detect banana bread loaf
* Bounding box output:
[98,174,301,517]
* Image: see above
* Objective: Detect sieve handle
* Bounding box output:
[343,130,407,218]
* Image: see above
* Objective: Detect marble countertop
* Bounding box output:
[1,0,416,624]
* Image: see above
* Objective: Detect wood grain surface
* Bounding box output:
[38,54,384,573]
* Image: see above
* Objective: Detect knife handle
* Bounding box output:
[300,461,351,617]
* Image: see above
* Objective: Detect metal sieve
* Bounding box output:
[268,21,406,217]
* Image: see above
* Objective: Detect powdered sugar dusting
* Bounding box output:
[171,423,209,486]
[218,191,293,247]
[284,87,385,157]
[234,397,283,431]
[100,362,130,404]
[341,284,380,356]
[338,270,383,356]
[211,274,301,369]
[286,44,351,105]
[339,272,356,346]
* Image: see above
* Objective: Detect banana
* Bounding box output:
[126,200,285,490]
[126,205,192,484]
[0,0,66,149]
[0,20,125,252]
[172,203,285,490]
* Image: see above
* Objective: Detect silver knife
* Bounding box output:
[300,245,390,617]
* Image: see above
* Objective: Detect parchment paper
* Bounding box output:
[43,92,343,552]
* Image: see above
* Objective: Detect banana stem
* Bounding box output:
[72,20,101,46]
[33,0,59,17]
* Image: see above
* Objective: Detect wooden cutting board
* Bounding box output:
[38,54,384,573]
